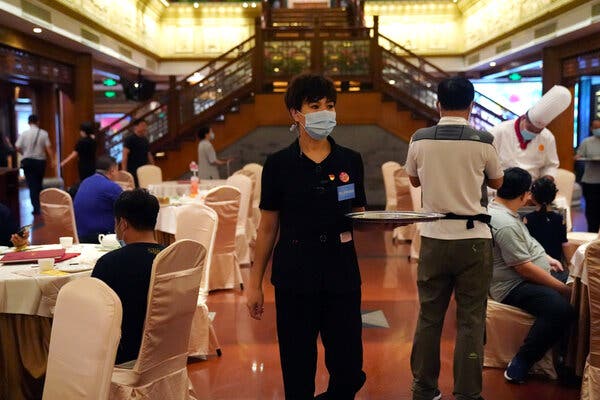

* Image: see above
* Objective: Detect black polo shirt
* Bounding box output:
[523,210,567,261]
[260,136,366,292]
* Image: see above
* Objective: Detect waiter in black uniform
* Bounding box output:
[246,73,367,399]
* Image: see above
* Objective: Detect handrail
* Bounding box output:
[180,35,256,84]
[379,33,448,77]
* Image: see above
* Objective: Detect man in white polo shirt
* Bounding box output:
[405,76,503,400]
[15,114,56,215]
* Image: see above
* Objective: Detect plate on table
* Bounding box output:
[346,211,446,224]
[56,264,94,273]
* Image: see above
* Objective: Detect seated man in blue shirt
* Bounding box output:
[91,189,163,364]
[488,167,575,383]
[74,155,122,243]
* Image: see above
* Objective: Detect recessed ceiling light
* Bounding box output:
[33,27,42,34]
[489,61,497,67]
[193,2,199,8]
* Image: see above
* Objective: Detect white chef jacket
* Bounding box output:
[490,118,559,180]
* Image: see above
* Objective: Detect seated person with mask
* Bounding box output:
[91,189,164,364]
[488,167,575,383]
[74,155,123,243]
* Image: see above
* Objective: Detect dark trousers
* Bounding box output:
[502,282,575,368]
[22,159,46,214]
[275,288,366,400]
[582,183,600,233]
[411,237,492,400]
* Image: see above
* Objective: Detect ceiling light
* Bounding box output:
[159,0,169,6]
[33,27,42,34]
[242,2,248,7]
[251,2,257,7]
[193,2,199,8]
[489,61,497,67]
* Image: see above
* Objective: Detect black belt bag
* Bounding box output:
[443,213,491,230]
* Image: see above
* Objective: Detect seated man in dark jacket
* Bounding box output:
[91,189,163,364]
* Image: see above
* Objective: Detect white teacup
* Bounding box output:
[98,234,120,249]
[38,258,54,272]
[59,236,73,248]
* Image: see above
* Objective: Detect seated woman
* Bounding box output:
[523,176,569,282]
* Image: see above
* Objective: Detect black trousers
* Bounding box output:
[275,288,366,400]
[582,183,600,233]
[502,282,575,368]
[22,158,46,214]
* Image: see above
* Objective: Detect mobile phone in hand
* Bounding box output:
[17,224,32,238]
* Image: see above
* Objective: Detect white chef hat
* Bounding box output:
[527,85,572,129]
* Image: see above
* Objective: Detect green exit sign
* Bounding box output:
[103,78,118,87]
[104,91,117,98]
[508,73,522,81]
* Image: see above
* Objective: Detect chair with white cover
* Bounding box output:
[110,239,206,400]
[175,204,222,358]
[581,240,600,400]
[234,169,258,238]
[39,188,79,244]
[392,167,416,242]
[136,165,163,189]
[382,161,401,211]
[115,170,135,191]
[204,185,243,291]
[43,278,122,400]
[409,184,422,260]
[242,163,263,228]
[555,168,575,232]
[484,299,557,379]
[227,173,253,265]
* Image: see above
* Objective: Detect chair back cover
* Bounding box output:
[382,161,401,210]
[582,240,600,400]
[204,186,243,290]
[110,240,206,399]
[115,170,135,190]
[40,188,79,244]
[392,167,416,242]
[587,240,600,366]
[43,278,122,400]
[226,174,252,234]
[242,163,263,206]
[555,168,575,207]
[136,165,163,189]
[484,299,557,379]
[175,204,218,297]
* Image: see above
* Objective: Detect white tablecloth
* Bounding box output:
[148,179,226,198]
[0,244,106,317]
[570,241,594,286]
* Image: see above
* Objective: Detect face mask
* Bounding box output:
[299,110,336,141]
[521,129,538,141]
[592,128,600,137]
[209,131,215,140]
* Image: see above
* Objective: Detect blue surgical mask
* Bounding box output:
[592,128,600,137]
[300,110,336,141]
[521,129,538,141]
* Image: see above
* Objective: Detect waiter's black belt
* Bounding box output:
[280,231,346,244]
[443,213,491,230]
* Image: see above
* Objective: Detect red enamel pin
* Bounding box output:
[339,172,350,183]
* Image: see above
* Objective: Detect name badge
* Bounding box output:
[337,183,355,201]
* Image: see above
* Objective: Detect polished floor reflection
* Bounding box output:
[189,230,581,400]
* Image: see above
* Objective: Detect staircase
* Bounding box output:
[99,10,517,178]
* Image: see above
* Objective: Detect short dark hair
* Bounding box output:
[132,118,146,127]
[114,189,159,231]
[497,167,532,200]
[284,73,337,111]
[531,176,557,207]
[437,77,475,111]
[28,115,38,124]
[80,121,95,136]
[96,155,117,171]
[197,125,210,140]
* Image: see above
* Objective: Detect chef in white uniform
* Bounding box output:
[490,85,572,180]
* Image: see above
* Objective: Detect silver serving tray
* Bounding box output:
[346,211,446,224]
[578,157,600,161]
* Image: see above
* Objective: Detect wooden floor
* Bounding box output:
[19,188,586,399]
[189,230,582,400]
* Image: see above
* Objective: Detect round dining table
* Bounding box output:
[0,243,110,400]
